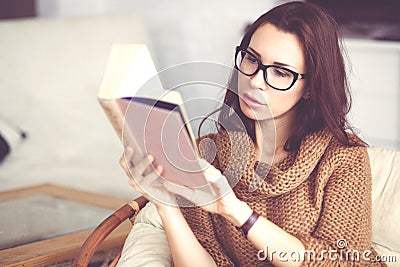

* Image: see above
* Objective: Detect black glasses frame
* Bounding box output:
[235,46,308,91]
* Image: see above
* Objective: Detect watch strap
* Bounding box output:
[236,210,260,238]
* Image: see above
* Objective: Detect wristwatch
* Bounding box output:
[236,210,260,238]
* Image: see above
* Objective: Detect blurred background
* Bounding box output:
[0,0,399,198]
[0,2,399,265]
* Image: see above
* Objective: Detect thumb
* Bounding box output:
[198,159,232,198]
[198,159,221,178]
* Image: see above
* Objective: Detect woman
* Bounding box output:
[119,1,386,266]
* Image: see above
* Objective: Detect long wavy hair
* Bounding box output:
[199,1,364,151]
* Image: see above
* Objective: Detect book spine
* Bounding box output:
[99,100,124,141]
[99,99,145,167]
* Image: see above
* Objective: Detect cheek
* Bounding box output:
[268,87,305,115]
[237,74,249,95]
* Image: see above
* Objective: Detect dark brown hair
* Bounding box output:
[201,1,364,150]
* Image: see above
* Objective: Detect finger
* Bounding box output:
[163,182,194,202]
[130,165,162,192]
[131,155,154,178]
[124,146,134,159]
[128,177,144,194]
[163,181,213,206]
[141,165,163,188]
[134,166,175,204]
[120,157,133,179]
[119,154,128,170]
[198,159,222,177]
[203,168,231,198]
[120,147,134,170]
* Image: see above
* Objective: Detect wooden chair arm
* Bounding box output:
[73,196,148,267]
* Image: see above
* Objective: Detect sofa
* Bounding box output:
[368,146,400,265]
[0,13,399,266]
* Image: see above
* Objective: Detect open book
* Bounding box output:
[98,44,210,190]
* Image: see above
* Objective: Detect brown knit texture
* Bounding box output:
[181,128,387,266]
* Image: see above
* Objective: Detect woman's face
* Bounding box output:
[237,23,308,121]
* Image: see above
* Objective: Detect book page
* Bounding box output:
[98,44,164,100]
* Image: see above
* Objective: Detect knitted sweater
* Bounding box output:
[181,128,386,266]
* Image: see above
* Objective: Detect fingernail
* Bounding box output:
[148,155,154,162]
[156,165,163,174]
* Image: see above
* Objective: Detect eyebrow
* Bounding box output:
[248,46,298,70]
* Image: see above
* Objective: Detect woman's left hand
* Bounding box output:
[163,159,252,227]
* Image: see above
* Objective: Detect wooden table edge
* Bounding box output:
[0,184,133,266]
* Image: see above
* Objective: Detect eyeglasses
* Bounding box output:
[235,46,307,91]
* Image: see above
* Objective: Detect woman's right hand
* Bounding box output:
[119,147,177,210]
[121,148,217,267]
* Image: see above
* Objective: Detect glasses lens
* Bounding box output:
[236,50,258,75]
[266,66,295,90]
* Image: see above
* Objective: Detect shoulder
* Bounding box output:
[300,128,371,184]
[301,127,369,166]
[316,130,372,192]
[324,131,369,168]
[310,129,372,207]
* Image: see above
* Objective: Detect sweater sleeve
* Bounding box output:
[296,146,387,266]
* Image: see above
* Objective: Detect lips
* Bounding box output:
[242,93,267,108]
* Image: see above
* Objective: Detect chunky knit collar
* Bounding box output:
[212,128,334,197]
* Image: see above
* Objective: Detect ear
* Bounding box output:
[302,90,311,100]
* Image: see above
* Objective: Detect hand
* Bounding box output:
[163,159,252,227]
[119,147,177,209]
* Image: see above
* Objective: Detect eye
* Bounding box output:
[271,67,291,78]
[244,53,258,64]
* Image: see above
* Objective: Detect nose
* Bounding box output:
[250,69,267,90]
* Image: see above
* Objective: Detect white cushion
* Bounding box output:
[368,146,400,265]
[117,202,172,267]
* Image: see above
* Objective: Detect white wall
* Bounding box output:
[345,39,400,150]
[36,0,289,69]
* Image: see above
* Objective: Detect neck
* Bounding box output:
[254,106,297,163]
